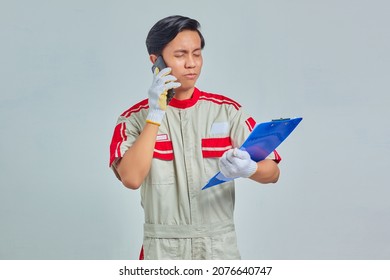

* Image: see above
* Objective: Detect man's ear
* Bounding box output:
[149,54,158,64]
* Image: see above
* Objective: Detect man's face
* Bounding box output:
[161,30,203,95]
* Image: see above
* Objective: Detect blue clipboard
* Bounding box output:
[202,117,303,190]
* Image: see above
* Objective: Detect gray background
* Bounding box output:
[1,0,389,259]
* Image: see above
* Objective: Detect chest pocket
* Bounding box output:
[149,140,175,185]
[201,137,232,177]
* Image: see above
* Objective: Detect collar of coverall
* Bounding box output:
[168,87,200,109]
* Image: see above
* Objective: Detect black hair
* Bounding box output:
[146,15,205,56]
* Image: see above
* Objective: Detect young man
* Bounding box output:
[109,15,281,260]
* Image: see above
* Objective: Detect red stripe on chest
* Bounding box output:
[201,137,232,158]
[153,141,174,160]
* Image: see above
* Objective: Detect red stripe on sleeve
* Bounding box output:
[245,117,256,131]
[109,122,127,166]
[121,99,149,118]
[139,245,144,260]
[273,150,282,163]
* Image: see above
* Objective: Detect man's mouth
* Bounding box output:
[184,73,197,79]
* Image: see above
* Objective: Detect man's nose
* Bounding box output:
[185,55,196,68]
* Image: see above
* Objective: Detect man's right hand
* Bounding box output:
[146,67,181,126]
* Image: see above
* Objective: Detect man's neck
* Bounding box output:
[174,87,195,100]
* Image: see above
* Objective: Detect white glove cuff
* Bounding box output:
[244,160,258,178]
[146,109,165,126]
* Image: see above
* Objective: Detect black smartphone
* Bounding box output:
[151,56,175,105]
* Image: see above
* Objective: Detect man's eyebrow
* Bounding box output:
[174,48,202,53]
[174,49,187,53]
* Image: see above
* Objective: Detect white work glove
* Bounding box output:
[146,67,181,126]
[219,148,258,179]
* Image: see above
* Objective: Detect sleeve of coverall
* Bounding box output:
[229,106,282,163]
[109,115,141,180]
